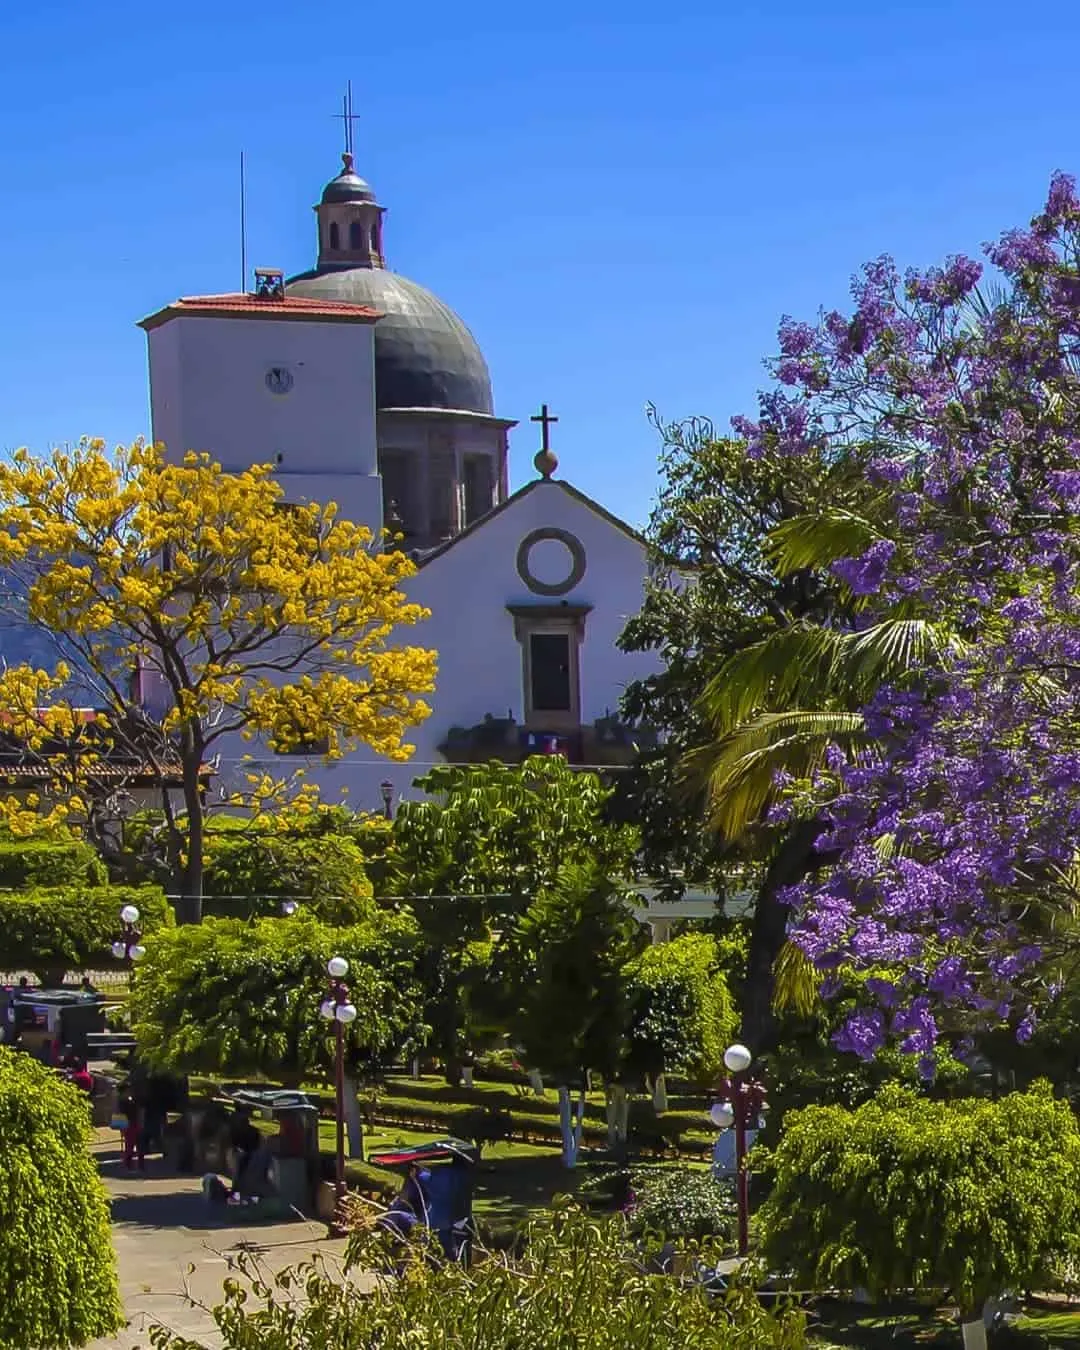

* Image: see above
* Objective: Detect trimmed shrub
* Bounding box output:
[0,1046,122,1348]
[152,1201,806,1348]
[624,934,738,1087]
[757,1081,1080,1321]
[0,838,106,890]
[0,884,172,985]
[203,832,374,924]
[625,1165,738,1243]
[130,911,425,1082]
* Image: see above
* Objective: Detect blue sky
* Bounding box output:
[1,0,1078,528]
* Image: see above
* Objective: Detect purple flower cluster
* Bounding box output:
[738,174,1080,1060]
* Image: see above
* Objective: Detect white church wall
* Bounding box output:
[147,314,381,528]
[287,479,663,813]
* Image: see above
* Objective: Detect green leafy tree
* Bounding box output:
[0,1046,122,1349]
[129,911,425,1085]
[381,757,639,1078]
[507,862,646,1165]
[624,933,737,1106]
[152,1202,807,1349]
[757,1083,1080,1349]
[203,831,374,924]
[0,884,171,985]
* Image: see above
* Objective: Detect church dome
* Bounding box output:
[286,266,494,414]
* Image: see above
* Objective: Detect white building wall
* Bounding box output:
[145,314,383,534]
[263,480,663,813]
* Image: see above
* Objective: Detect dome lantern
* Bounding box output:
[315,152,386,271]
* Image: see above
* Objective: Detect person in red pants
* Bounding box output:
[119,1090,145,1170]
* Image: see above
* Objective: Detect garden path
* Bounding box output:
[86,1131,359,1349]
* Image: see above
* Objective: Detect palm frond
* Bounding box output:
[685,709,864,841]
[772,939,820,1017]
[764,510,880,577]
[700,619,956,737]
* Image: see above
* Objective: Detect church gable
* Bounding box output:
[402,477,657,768]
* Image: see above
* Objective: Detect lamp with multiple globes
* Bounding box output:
[111,905,146,963]
[710,1042,768,1256]
[323,955,357,1227]
[379,779,394,820]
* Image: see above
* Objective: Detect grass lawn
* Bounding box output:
[807,1299,1080,1347]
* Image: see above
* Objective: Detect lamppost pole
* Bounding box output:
[712,1042,766,1258]
[379,779,394,821]
[321,957,357,1225]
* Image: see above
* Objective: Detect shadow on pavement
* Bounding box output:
[109,1189,233,1231]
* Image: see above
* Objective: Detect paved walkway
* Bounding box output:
[87,1133,355,1349]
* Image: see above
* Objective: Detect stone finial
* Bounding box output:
[534,447,559,480]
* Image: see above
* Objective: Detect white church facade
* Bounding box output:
[137,150,662,812]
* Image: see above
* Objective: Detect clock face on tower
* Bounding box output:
[265,366,294,396]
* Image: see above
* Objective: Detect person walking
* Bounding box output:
[118,1089,145,1170]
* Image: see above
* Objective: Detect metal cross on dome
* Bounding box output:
[334,80,361,157]
[531,403,559,453]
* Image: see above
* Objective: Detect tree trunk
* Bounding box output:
[742,817,828,1053]
[176,747,205,926]
[605,1083,629,1151]
[652,1073,668,1113]
[557,1084,586,1168]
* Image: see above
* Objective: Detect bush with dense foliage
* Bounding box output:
[626,1165,738,1244]
[202,830,374,924]
[757,1082,1080,1325]
[0,837,106,890]
[129,911,426,1082]
[0,883,171,984]
[152,1202,806,1349]
[624,933,737,1087]
[0,1046,122,1348]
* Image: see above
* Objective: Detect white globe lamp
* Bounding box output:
[120,904,140,925]
[130,944,146,961]
[319,999,336,1020]
[335,1002,358,1024]
[327,956,349,979]
[710,1101,735,1129]
[724,1043,753,1074]
[111,941,127,960]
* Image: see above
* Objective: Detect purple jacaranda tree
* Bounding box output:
[740,173,1080,1066]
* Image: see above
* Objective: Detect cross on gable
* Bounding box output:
[530,403,559,453]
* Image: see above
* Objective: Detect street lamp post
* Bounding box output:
[379,779,394,820]
[111,904,147,965]
[710,1042,768,1257]
[320,957,358,1219]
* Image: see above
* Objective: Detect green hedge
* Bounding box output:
[382,1076,708,1124]
[0,838,106,890]
[369,1088,712,1156]
[0,884,172,984]
[0,1046,123,1348]
[203,832,374,924]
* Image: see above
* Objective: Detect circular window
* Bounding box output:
[516,528,587,597]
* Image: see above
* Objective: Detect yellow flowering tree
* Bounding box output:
[0,439,436,921]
